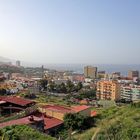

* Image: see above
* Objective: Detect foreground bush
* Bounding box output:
[0,125,55,140]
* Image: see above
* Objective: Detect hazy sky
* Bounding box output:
[0,0,140,64]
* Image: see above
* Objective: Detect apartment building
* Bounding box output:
[121,86,132,101]
[98,71,106,79]
[84,66,97,79]
[128,70,139,78]
[96,80,121,101]
[121,86,140,101]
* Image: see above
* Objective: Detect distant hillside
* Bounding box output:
[0,63,24,73]
[0,56,41,67]
[0,56,24,73]
[0,56,17,66]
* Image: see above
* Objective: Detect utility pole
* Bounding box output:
[41,65,44,79]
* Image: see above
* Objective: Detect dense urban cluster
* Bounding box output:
[0,61,140,139]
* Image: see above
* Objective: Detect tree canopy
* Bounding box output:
[0,125,55,140]
[64,113,94,131]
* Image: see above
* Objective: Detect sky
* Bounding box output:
[0,0,140,65]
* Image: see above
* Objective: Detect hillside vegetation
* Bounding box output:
[73,103,140,140]
[0,125,56,140]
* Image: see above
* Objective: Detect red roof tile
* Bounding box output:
[42,105,72,113]
[44,116,63,130]
[0,96,6,101]
[0,96,35,106]
[71,105,91,113]
[42,105,91,114]
[31,111,63,130]
[91,111,97,117]
[0,116,42,128]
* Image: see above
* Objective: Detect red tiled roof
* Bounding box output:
[44,116,63,130]
[31,111,63,130]
[42,105,91,114]
[0,96,35,106]
[0,116,42,128]
[41,105,54,109]
[71,105,91,113]
[91,111,97,117]
[42,105,72,113]
[0,96,6,101]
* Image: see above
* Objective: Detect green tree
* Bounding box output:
[48,81,56,92]
[64,113,84,131]
[39,79,48,90]
[74,89,96,100]
[0,125,55,140]
[76,82,83,91]
[66,80,74,93]
[60,83,67,93]
[64,113,77,130]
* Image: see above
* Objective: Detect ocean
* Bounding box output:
[44,64,140,76]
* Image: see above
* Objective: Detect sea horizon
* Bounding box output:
[41,64,140,76]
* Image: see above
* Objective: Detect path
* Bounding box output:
[91,127,101,140]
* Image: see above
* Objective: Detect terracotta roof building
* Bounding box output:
[39,105,91,121]
[6,96,34,106]
[0,116,42,129]
[44,116,63,130]
[0,96,35,107]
